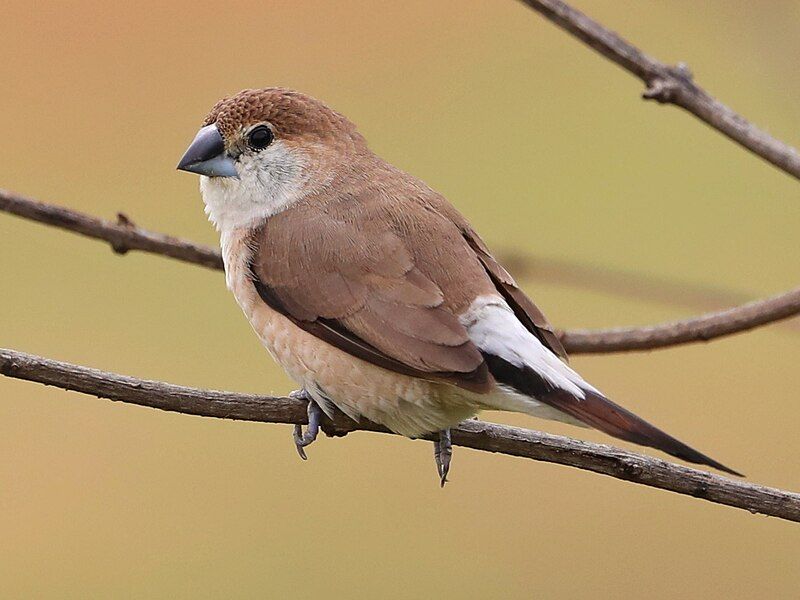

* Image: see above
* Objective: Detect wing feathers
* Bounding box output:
[464,232,569,361]
[471,299,739,474]
[248,206,493,393]
[339,307,480,373]
[366,300,469,346]
[371,268,444,307]
[251,275,491,391]
[243,161,734,473]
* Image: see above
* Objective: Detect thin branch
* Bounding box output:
[503,252,800,334]
[2,3,796,527]
[1,346,798,522]
[2,189,798,354]
[516,0,800,180]
[0,188,222,270]
[560,286,800,353]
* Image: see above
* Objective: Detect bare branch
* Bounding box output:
[1,346,798,522]
[2,190,798,354]
[560,286,800,353]
[503,252,800,335]
[3,2,797,529]
[0,188,222,270]
[516,0,800,180]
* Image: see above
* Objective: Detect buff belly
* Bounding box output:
[250,302,480,437]
[220,226,479,436]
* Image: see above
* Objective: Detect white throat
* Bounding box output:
[199,140,310,232]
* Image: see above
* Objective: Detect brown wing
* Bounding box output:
[248,200,492,394]
[460,227,568,361]
[419,193,568,361]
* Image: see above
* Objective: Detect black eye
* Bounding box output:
[248,125,273,150]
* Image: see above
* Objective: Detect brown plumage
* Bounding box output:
[177,87,739,476]
[247,178,496,392]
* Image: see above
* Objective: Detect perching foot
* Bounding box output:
[291,390,323,460]
[433,429,452,487]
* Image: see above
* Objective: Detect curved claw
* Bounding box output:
[433,429,452,487]
[291,391,322,460]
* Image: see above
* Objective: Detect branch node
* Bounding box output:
[642,76,680,103]
[517,0,800,179]
[111,212,136,255]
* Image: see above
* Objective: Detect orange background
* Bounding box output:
[2,1,799,597]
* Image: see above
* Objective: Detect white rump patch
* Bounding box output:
[460,295,599,399]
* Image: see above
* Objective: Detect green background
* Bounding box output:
[2,1,799,597]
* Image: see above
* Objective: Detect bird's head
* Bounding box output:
[177,88,367,230]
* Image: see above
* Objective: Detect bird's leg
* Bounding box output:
[291,390,323,460]
[433,429,453,487]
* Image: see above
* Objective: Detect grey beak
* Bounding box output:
[177,124,238,178]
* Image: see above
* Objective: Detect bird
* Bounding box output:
[177,87,739,485]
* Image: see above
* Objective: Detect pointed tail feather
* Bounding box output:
[485,354,742,476]
[546,387,742,476]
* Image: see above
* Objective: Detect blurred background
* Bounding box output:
[2,0,799,597]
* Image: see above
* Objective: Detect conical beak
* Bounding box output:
[177,124,238,178]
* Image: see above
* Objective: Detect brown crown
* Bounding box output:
[203,88,363,145]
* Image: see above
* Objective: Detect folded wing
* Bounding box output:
[248,199,492,393]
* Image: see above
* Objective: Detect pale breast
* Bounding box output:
[219,227,479,437]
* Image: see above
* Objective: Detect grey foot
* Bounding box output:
[291,390,323,460]
[433,429,452,487]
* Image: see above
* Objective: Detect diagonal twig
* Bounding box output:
[515,0,800,180]
[1,346,798,522]
[2,189,798,354]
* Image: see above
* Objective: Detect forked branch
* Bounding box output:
[516,0,800,180]
[2,0,799,528]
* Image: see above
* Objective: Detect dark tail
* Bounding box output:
[485,354,742,476]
